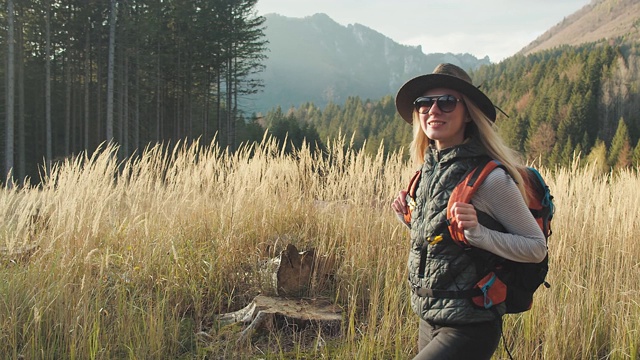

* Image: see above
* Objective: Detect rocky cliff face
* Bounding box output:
[243,13,489,114]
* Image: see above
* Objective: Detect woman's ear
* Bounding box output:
[463,121,478,139]
[464,111,472,123]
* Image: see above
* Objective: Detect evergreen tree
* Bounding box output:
[549,141,562,168]
[586,139,609,174]
[265,108,323,153]
[560,136,575,168]
[633,139,640,167]
[608,117,631,167]
[236,114,264,146]
[497,114,527,153]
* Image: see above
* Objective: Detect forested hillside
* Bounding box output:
[479,41,640,168]
[261,38,640,169]
[247,13,490,114]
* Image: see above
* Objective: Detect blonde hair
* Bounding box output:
[409,95,528,200]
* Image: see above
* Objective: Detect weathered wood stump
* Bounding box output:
[215,243,341,343]
[217,295,342,343]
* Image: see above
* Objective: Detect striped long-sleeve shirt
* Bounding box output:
[463,167,546,263]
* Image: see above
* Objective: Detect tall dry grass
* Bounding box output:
[0,137,638,359]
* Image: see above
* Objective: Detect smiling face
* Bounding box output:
[417,88,469,150]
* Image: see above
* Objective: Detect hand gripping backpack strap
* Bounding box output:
[446,159,502,247]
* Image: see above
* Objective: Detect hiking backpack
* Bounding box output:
[404,159,554,314]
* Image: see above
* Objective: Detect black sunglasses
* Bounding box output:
[413,95,462,114]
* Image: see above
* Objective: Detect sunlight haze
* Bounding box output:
[255,0,592,62]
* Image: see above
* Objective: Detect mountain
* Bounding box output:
[243,13,490,114]
[519,0,640,56]
[252,1,640,169]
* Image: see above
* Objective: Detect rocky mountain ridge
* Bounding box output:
[245,13,489,114]
[520,0,640,55]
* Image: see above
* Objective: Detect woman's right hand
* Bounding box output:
[392,190,409,224]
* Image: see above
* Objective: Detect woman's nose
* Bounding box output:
[429,101,442,115]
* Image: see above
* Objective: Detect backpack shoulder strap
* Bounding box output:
[525,167,554,209]
[447,159,502,247]
[403,170,421,224]
[522,167,555,238]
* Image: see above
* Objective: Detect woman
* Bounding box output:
[391,63,547,360]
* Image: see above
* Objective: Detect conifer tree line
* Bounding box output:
[1,0,267,183]
[261,39,640,171]
[3,1,640,185]
[476,42,640,169]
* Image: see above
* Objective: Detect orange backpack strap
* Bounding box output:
[403,170,421,224]
[447,160,502,247]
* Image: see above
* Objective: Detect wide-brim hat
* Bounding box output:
[395,63,496,123]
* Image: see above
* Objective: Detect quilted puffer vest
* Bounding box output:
[407,137,505,325]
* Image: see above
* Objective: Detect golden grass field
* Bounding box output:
[0,136,638,359]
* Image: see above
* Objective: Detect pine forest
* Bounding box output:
[0,0,267,184]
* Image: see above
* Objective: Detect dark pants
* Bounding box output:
[413,317,502,360]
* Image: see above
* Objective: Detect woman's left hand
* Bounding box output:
[449,202,478,230]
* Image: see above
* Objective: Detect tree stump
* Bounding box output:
[215,243,341,343]
[217,295,342,343]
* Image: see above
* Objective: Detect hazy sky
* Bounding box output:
[254,0,592,62]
